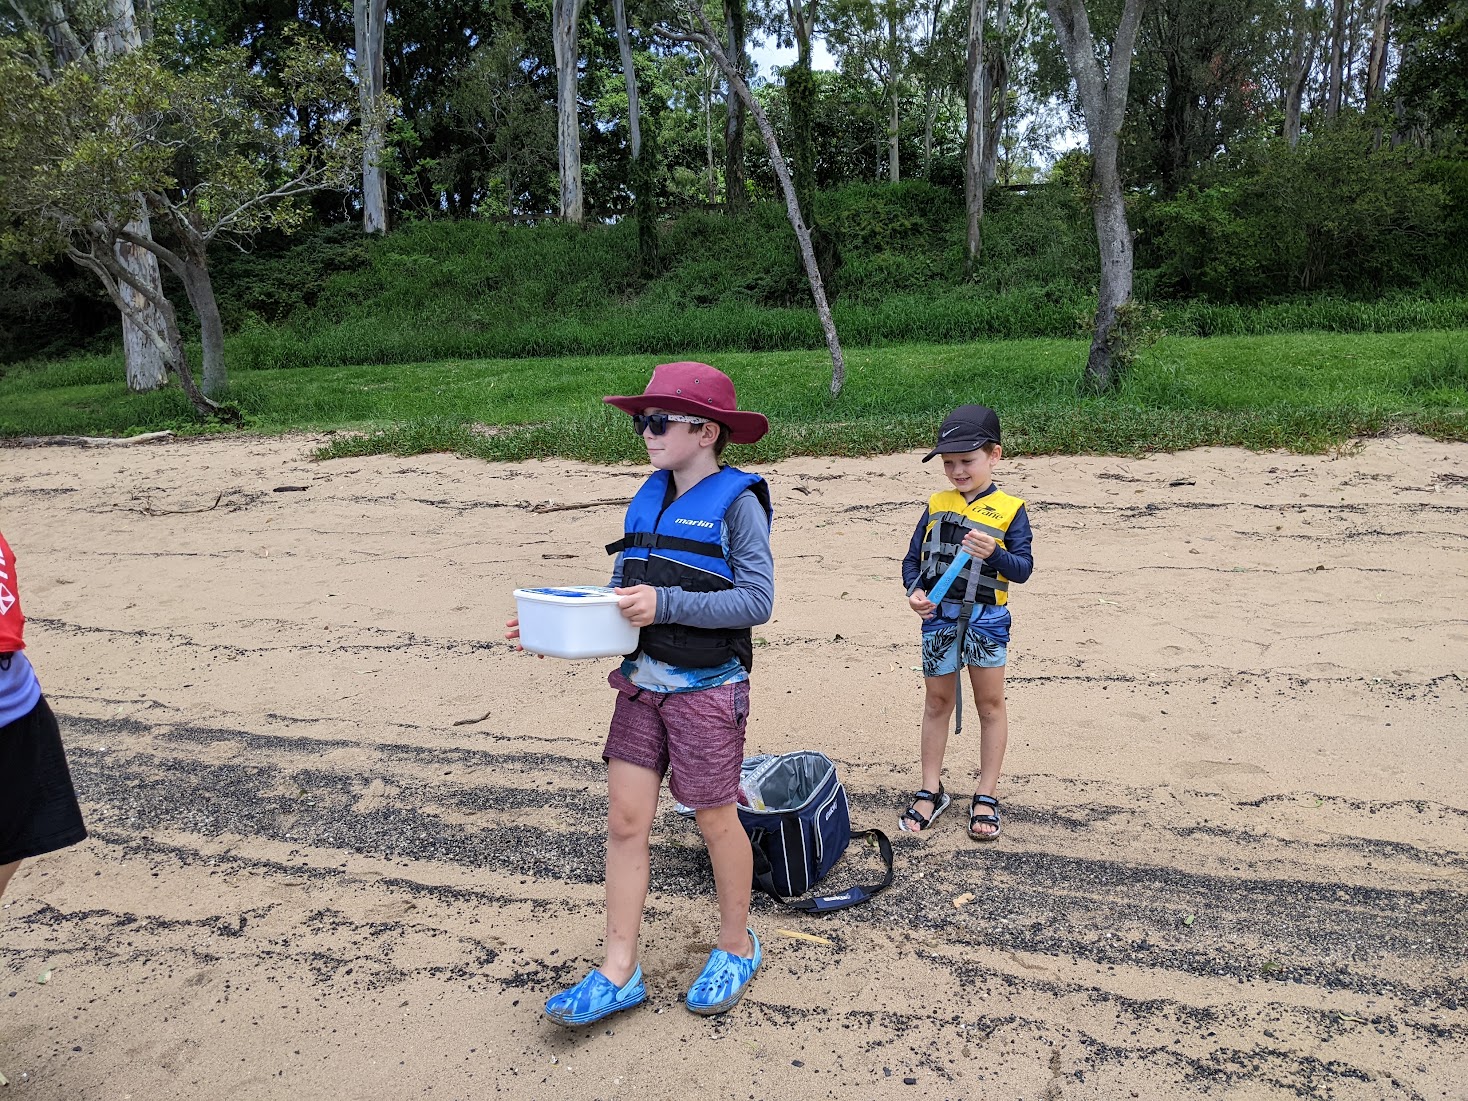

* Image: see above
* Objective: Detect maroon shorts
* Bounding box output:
[603,669,750,810]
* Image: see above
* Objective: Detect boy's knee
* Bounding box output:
[974,692,1006,720]
[922,684,956,716]
[607,804,651,843]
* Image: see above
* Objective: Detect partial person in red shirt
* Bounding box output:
[0,530,86,902]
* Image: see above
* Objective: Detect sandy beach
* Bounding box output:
[1,432,1465,1100]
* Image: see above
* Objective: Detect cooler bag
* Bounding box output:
[735,751,894,913]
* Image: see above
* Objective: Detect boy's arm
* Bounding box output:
[900,509,928,592]
[987,504,1033,583]
[609,553,623,588]
[652,491,773,629]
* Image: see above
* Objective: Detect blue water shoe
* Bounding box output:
[685,929,761,1015]
[544,965,646,1026]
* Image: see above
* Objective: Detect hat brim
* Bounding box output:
[921,437,996,462]
[604,394,769,444]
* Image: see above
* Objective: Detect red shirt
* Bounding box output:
[0,530,25,652]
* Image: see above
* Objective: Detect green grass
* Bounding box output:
[2,331,1464,462]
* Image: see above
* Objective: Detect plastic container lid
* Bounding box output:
[513,585,622,604]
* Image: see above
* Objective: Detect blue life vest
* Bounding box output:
[607,466,772,670]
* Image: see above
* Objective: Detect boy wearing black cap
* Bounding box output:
[898,405,1033,841]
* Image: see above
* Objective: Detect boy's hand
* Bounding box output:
[908,589,937,620]
[962,530,998,560]
[504,616,544,658]
[614,585,658,627]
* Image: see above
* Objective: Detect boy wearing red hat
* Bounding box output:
[509,362,773,1025]
[1,530,87,903]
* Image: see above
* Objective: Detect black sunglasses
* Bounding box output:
[632,413,709,436]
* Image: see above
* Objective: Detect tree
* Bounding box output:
[0,37,370,413]
[759,0,821,222]
[1393,0,1468,135]
[448,21,557,220]
[657,3,847,396]
[553,0,586,223]
[611,0,657,271]
[723,0,749,208]
[1044,0,1146,389]
[964,0,987,276]
[1282,0,1320,148]
[827,0,921,181]
[4,0,170,391]
[353,0,388,232]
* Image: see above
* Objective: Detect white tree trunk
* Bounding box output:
[553,0,585,224]
[613,0,641,161]
[117,209,168,392]
[1365,0,1389,105]
[354,0,388,233]
[1044,0,1146,389]
[982,0,1013,187]
[964,0,987,278]
[96,0,168,390]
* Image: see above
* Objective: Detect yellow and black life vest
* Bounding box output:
[918,487,1025,608]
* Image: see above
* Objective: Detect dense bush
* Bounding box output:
[1141,122,1458,301]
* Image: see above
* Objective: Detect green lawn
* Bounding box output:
[2,330,1464,462]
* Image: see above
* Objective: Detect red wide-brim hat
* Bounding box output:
[604,361,769,444]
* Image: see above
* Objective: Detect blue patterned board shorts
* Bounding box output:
[921,624,1008,678]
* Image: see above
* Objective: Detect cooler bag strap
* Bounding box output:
[751,829,895,914]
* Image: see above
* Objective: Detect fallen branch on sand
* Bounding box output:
[4,431,175,448]
[527,497,633,513]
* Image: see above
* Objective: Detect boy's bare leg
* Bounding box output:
[695,804,755,957]
[602,758,662,986]
[968,665,1009,835]
[0,860,19,902]
[902,673,957,829]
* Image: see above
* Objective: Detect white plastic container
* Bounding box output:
[512,585,640,659]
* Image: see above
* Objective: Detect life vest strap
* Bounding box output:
[606,531,725,559]
[927,510,1007,540]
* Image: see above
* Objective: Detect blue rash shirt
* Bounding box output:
[900,483,1034,641]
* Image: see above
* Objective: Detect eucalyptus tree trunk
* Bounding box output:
[122,207,230,398]
[1284,0,1315,148]
[1364,0,1389,107]
[784,0,819,225]
[1326,0,1345,117]
[1044,0,1146,390]
[115,211,168,391]
[353,0,388,232]
[97,0,168,390]
[613,0,641,160]
[982,0,1014,187]
[613,0,656,270]
[723,0,748,209]
[705,60,718,202]
[70,235,218,418]
[552,0,585,224]
[963,0,987,279]
[658,9,845,396]
[889,94,901,182]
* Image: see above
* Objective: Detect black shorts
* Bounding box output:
[0,696,87,866]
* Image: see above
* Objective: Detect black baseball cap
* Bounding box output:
[922,404,1001,462]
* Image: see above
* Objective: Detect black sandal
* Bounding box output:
[968,794,1002,841]
[899,784,951,832]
